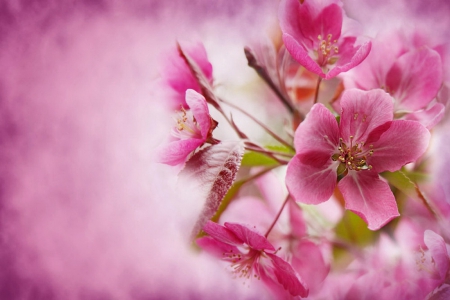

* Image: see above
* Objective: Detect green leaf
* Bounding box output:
[334,210,376,246]
[241,151,278,166]
[380,170,417,199]
[266,144,296,154]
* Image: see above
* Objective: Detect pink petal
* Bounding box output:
[220,196,274,231]
[326,39,372,79]
[368,120,430,172]
[278,0,304,43]
[196,236,241,259]
[339,89,394,144]
[288,199,307,238]
[424,230,450,281]
[405,102,445,129]
[155,138,203,166]
[179,41,213,83]
[282,33,325,77]
[185,89,211,138]
[343,30,404,91]
[267,253,309,297]
[387,48,443,111]
[159,42,212,107]
[428,284,450,300]
[286,153,338,204]
[202,221,243,246]
[224,222,275,251]
[291,240,329,292]
[338,171,399,230]
[298,3,343,48]
[293,103,340,154]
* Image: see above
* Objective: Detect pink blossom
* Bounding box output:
[424,230,450,284]
[156,89,217,166]
[221,171,330,295]
[159,41,213,108]
[286,89,430,230]
[279,0,371,79]
[197,221,309,298]
[343,31,445,129]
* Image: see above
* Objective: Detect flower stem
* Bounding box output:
[265,195,290,238]
[244,47,296,114]
[414,183,443,223]
[313,76,322,104]
[220,97,295,151]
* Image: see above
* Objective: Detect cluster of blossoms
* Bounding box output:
[155,0,450,298]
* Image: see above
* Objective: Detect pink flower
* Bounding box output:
[279,0,371,79]
[156,89,217,166]
[424,230,450,283]
[159,41,213,108]
[221,171,330,295]
[285,89,430,230]
[343,31,444,129]
[197,221,309,298]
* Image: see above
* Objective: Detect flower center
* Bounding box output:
[332,136,374,172]
[316,34,339,67]
[222,248,263,280]
[171,107,202,140]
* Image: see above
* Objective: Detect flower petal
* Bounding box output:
[202,221,243,246]
[291,240,329,292]
[267,253,309,297]
[428,284,450,300]
[224,222,275,251]
[293,103,340,154]
[160,41,212,107]
[286,152,338,204]
[338,171,399,230]
[326,39,372,79]
[339,89,393,144]
[424,230,450,281]
[196,236,241,259]
[185,89,211,138]
[368,120,430,172]
[156,138,203,166]
[298,2,343,48]
[405,102,445,130]
[179,41,213,83]
[282,33,325,77]
[387,48,442,112]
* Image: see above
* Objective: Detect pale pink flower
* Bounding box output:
[279,0,371,79]
[156,89,217,166]
[343,31,445,129]
[159,41,213,108]
[423,230,450,284]
[286,89,430,230]
[197,221,309,298]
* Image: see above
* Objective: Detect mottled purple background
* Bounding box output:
[1,0,450,299]
[0,1,278,299]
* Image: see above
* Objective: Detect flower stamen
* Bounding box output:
[334,137,374,172]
